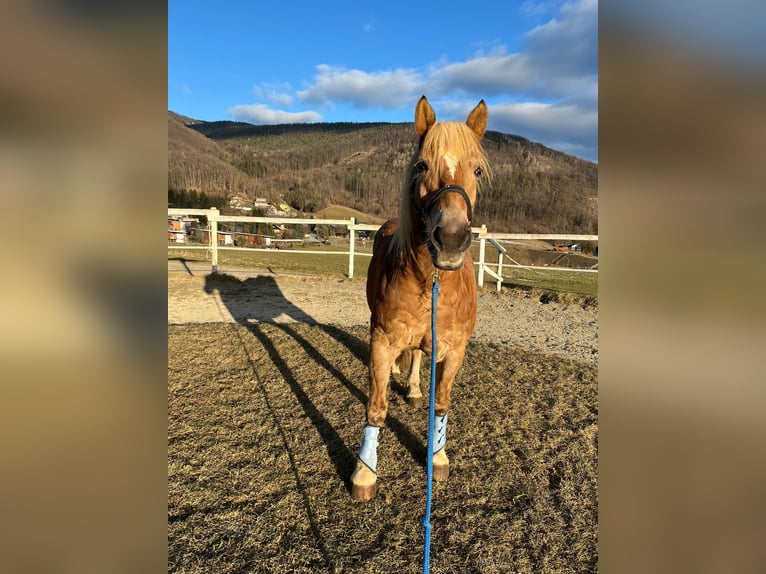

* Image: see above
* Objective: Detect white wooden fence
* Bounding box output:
[168,207,597,291]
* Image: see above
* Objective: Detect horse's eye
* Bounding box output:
[474,166,483,178]
[415,160,428,173]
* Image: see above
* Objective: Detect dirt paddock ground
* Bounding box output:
[168,261,598,366]
[168,264,598,573]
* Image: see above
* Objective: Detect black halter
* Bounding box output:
[411,184,473,225]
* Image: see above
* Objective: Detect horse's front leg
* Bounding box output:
[350,330,397,501]
[431,347,467,481]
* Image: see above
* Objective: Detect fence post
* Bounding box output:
[209,207,219,273]
[348,217,356,279]
[496,250,503,292]
[477,224,487,288]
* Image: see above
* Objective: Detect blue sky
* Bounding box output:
[169,0,598,162]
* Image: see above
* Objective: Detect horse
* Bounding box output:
[351,96,490,501]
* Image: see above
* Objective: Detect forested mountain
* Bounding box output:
[168,111,597,234]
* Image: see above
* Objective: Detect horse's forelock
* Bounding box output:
[422,122,489,177]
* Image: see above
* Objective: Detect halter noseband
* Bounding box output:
[411,184,473,225]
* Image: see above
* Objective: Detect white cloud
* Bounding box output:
[490,100,597,161]
[492,101,596,137]
[523,0,598,78]
[252,82,294,107]
[428,51,535,96]
[430,0,597,104]
[240,0,596,112]
[298,65,423,108]
[520,0,560,17]
[227,0,597,159]
[228,104,322,124]
[543,140,596,160]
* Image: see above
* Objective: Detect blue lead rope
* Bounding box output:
[422,272,440,574]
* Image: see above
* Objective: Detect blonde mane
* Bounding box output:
[391,121,490,261]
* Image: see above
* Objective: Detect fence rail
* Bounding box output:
[168,208,597,290]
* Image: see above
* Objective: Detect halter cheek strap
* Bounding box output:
[411,185,473,224]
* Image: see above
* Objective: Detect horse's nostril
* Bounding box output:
[460,227,472,250]
[431,226,442,248]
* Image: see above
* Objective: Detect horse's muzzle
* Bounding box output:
[429,220,472,270]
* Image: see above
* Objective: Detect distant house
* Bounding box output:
[198,229,235,245]
[325,224,348,239]
[231,232,267,247]
[168,225,185,243]
[168,216,199,243]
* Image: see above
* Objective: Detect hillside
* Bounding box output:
[315,205,387,225]
[168,115,262,203]
[168,112,597,234]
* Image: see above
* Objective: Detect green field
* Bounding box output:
[169,243,597,301]
[169,245,371,278]
[498,267,597,299]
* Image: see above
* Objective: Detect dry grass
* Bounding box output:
[315,204,387,224]
[168,321,597,573]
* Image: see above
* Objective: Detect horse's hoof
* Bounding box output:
[351,482,378,501]
[350,461,377,502]
[406,395,423,408]
[433,449,449,481]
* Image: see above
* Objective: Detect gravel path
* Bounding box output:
[168,261,598,365]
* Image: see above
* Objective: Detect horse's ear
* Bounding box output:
[415,96,436,137]
[466,100,488,139]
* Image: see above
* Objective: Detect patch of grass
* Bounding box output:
[500,267,598,302]
[469,241,598,301]
[169,245,597,300]
[169,247,372,278]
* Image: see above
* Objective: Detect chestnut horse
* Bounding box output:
[351,96,489,501]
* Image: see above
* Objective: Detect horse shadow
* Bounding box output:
[202,272,427,488]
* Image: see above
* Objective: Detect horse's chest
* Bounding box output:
[373,280,474,348]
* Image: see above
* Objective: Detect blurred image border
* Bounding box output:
[1,1,764,572]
